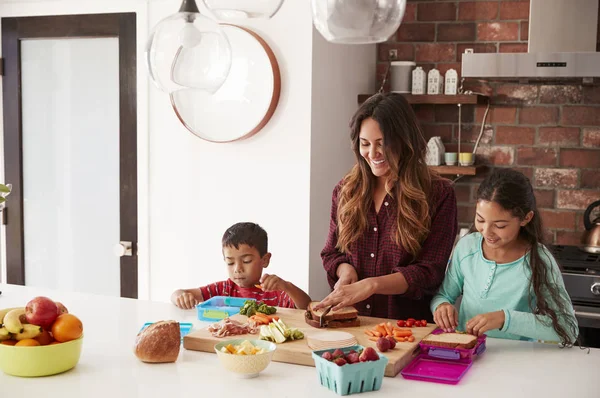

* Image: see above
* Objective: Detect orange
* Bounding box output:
[51,314,83,342]
[1,340,17,346]
[15,339,41,346]
[34,329,54,346]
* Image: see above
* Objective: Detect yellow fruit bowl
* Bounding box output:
[0,336,83,377]
[214,339,276,378]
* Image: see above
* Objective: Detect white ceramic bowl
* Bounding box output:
[214,339,276,378]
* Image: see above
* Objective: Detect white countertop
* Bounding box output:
[1,283,599,397]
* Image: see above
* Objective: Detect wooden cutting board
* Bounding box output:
[183,308,436,377]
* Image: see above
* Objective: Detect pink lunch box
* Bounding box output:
[400,329,487,385]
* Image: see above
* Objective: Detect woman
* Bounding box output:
[317,93,458,321]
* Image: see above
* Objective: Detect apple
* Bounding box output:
[55,302,69,315]
[25,296,58,328]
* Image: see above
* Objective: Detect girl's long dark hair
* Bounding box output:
[477,168,578,346]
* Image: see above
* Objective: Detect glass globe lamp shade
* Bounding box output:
[311,0,407,44]
[146,1,232,94]
[201,0,284,20]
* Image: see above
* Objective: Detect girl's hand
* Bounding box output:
[334,263,358,290]
[433,303,458,332]
[315,278,375,311]
[175,292,198,310]
[260,273,286,292]
[466,311,505,336]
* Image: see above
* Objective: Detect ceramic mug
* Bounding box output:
[444,152,458,165]
[459,152,474,166]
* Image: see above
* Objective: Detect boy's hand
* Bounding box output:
[260,273,287,292]
[466,311,505,336]
[433,302,458,332]
[175,292,198,310]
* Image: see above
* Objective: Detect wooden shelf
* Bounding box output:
[358,93,486,105]
[429,165,480,176]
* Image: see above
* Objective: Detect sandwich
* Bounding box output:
[420,332,478,349]
[304,301,360,328]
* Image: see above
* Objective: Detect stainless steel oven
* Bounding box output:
[551,245,600,348]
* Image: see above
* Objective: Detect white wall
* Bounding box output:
[0,0,375,303]
[308,30,376,300]
[148,0,314,302]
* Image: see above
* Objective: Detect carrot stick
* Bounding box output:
[372,331,382,337]
[394,336,406,342]
[375,325,387,336]
[393,330,413,337]
[365,330,375,337]
[384,323,393,337]
[368,337,379,342]
[407,336,415,342]
[253,313,270,324]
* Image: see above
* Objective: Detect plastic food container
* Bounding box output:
[196,296,255,321]
[401,331,486,385]
[140,322,193,340]
[311,345,389,396]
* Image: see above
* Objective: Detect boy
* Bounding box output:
[171,222,312,310]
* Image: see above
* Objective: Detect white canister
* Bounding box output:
[425,137,445,166]
[412,66,426,95]
[445,69,458,95]
[427,68,443,95]
[390,61,416,93]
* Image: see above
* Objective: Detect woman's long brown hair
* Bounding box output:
[336,93,437,257]
[477,168,579,346]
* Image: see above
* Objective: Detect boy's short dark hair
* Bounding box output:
[221,222,268,257]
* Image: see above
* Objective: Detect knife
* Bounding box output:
[319,305,332,328]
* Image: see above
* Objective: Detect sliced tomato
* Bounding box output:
[396,320,406,327]
[421,320,428,326]
[406,320,414,327]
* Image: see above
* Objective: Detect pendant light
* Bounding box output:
[201,0,284,20]
[146,0,232,93]
[311,0,407,44]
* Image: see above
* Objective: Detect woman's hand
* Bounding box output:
[466,311,505,336]
[433,302,458,332]
[334,263,358,290]
[175,292,198,310]
[316,278,375,311]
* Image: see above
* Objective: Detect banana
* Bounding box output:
[0,307,24,324]
[0,327,11,341]
[14,324,42,341]
[3,308,26,334]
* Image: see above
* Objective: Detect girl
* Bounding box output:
[432,168,578,345]
[317,92,458,321]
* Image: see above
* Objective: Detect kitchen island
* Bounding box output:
[1,283,598,397]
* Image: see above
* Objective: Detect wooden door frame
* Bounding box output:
[2,13,138,298]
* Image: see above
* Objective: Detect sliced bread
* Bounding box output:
[421,332,478,349]
[307,301,358,322]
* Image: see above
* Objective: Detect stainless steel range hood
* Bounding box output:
[462,0,600,82]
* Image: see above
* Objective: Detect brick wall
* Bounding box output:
[377,0,600,245]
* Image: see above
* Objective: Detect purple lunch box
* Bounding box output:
[400,330,486,385]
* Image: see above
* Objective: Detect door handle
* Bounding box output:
[114,241,134,257]
[591,282,600,296]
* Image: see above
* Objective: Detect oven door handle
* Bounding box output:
[575,310,600,320]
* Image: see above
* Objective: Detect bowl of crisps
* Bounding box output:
[214,339,277,378]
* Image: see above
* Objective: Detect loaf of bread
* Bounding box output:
[421,332,478,349]
[134,321,181,363]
